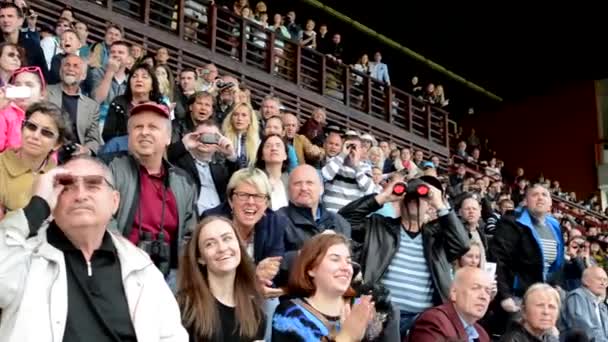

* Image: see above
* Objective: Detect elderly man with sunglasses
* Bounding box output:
[0,155,187,342]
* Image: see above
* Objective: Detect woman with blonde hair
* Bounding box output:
[499,283,561,342]
[177,216,266,341]
[222,102,260,169]
[367,146,384,169]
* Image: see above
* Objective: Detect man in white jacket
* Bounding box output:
[0,155,187,342]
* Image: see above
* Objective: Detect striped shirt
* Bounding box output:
[534,221,558,275]
[381,229,434,313]
[321,152,376,212]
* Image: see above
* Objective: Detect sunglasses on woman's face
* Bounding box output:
[23,120,57,139]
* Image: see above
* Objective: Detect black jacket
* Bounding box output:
[499,322,545,342]
[338,194,470,304]
[102,95,130,143]
[488,208,564,302]
[276,203,351,252]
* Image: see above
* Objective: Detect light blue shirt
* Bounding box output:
[194,159,221,215]
[457,312,479,342]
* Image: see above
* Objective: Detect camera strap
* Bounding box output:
[138,174,169,243]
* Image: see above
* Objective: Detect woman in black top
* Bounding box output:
[177,216,265,342]
[102,63,163,143]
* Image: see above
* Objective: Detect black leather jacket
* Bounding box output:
[339,194,470,304]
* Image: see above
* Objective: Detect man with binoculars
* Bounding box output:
[339,175,470,337]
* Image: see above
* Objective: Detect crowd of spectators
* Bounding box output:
[2,0,608,342]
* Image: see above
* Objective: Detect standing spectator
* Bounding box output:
[484,198,515,236]
[490,184,564,334]
[282,112,323,166]
[40,18,72,70]
[0,156,187,341]
[327,33,344,63]
[74,21,90,59]
[254,134,289,210]
[316,24,330,54]
[170,91,215,147]
[467,128,481,149]
[221,102,260,168]
[459,195,488,268]
[0,2,48,79]
[285,11,302,41]
[260,95,281,123]
[88,23,123,69]
[196,63,219,93]
[268,13,290,61]
[173,68,197,120]
[47,54,101,155]
[48,29,82,85]
[300,19,316,49]
[155,47,169,66]
[339,176,470,335]
[322,135,375,212]
[177,216,266,341]
[321,130,343,167]
[370,51,390,85]
[155,65,175,110]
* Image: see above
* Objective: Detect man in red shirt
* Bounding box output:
[103,102,197,289]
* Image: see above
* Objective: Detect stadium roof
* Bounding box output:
[301,0,608,104]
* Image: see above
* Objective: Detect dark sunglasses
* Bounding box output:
[55,174,115,190]
[23,120,57,139]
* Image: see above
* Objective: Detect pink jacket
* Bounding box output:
[0,103,25,153]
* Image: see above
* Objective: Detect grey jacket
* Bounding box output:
[561,286,608,341]
[103,153,197,247]
[46,84,101,153]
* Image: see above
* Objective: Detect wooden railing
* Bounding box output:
[31,0,451,163]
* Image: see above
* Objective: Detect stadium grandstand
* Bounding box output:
[1,0,608,341]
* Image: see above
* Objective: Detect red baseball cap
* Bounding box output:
[130,102,170,119]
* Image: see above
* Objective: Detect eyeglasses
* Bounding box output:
[56,174,115,191]
[23,120,58,139]
[232,191,268,203]
[10,66,46,91]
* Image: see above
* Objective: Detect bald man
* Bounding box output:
[407,267,492,342]
[276,165,351,252]
[562,266,608,340]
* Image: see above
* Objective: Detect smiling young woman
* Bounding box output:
[177,216,266,342]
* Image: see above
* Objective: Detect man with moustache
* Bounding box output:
[47,54,101,155]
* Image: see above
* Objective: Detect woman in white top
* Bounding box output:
[255,134,289,210]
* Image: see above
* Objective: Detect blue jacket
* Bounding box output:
[202,202,287,264]
[561,286,608,341]
[489,207,564,302]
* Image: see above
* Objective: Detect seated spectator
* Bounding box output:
[277,164,351,252]
[0,155,187,341]
[394,147,420,178]
[384,148,399,173]
[40,18,71,69]
[485,157,501,177]
[195,63,219,94]
[177,216,266,341]
[322,135,375,212]
[412,150,424,168]
[561,266,608,340]
[321,129,343,168]
[221,102,260,168]
[0,42,22,86]
[155,65,175,112]
[458,195,488,267]
[484,198,515,236]
[202,168,287,273]
[155,47,169,66]
[259,95,281,124]
[173,120,237,216]
[48,29,81,85]
[499,283,561,342]
[283,112,323,166]
[455,141,469,160]
[298,107,326,146]
[102,63,163,144]
[339,176,470,335]
[490,184,564,334]
[169,91,215,157]
[467,128,481,149]
[74,21,90,59]
[367,146,384,170]
[0,101,70,215]
[173,68,198,120]
[407,267,492,342]
[254,134,289,210]
[103,103,197,286]
[262,115,298,171]
[272,234,387,341]
[47,54,101,155]
[0,66,47,152]
[0,3,48,79]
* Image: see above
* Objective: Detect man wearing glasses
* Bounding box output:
[0,155,187,341]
